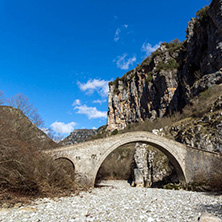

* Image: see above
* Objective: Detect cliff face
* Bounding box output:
[107,0,222,131]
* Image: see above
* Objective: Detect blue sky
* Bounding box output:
[0,0,210,138]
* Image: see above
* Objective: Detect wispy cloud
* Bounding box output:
[50,121,76,134]
[74,104,107,119]
[93,99,107,105]
[114,28,121,42]
[141,42,162,56]
[77,79,109,97]
[114,53,136,70]
[113,24,129,42]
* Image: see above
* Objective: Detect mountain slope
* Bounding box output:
[0,106,58,150]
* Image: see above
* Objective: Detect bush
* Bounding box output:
[0,107,79,206]
[111,129,119,135]
[156,58,179,71]
[0,143,76,197]
[146,72,152,83]
[196,6,209,21]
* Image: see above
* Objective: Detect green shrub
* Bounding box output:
[156,58,179,71]
[111,129,119,135]
[141,56,152,66]
[146,72,152,83]
[161,40,185,54]
[196,6,209,21]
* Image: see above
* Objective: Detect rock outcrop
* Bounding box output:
[169,93,222,153]
[133,143,175,187]
[60,129,98,145]
[107,0,222,131]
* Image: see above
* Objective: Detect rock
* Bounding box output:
[13,203,23,208]
[198,212,222,222]
[60,129,98,145]
[18,207,37,213]
[133,143,149,187]
[169,95,222,153]
[133,143,174,187]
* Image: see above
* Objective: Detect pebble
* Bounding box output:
[0,180,221,222]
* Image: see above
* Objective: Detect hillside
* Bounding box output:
[0,106,76,207]
[0,106,58,150]
[107,0,222,133]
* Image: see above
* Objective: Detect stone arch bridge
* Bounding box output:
[45,131,222,187]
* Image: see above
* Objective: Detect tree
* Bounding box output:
[7,93,44,128]
[43,127,63,142]
[0,91,5,105]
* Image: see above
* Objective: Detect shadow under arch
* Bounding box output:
[93,139,187,186]
[55,157,76,171]
[54,157,77,180]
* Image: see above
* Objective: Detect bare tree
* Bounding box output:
[7,93,44,128]
[0,91,5,105]
[45,127,63,142]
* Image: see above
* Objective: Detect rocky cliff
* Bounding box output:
[60,129,98,145]
[107,0,222,131]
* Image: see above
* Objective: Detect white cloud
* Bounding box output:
[72,99,81,106]
[114,28,121,42]
[114,53,136,70]
[77,79,109,97]
[93,99,107,105]
[74,104,107,119]
[141,42,162,56]
[50,121,76,134]
[92,127,97,130]
[114,24,129,42]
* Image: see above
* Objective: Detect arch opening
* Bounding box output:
[55,157,76,179]
[95,143,136,185]
[94,140,186,188]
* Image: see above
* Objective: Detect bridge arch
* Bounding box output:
[52,153,79,172]
[92,134,187,186]
[55,157,76,171]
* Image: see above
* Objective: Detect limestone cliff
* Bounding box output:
[107,0,222,131]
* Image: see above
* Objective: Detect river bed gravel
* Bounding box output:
[0,180,221,222]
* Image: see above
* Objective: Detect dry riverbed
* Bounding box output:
[0,180,221,222]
